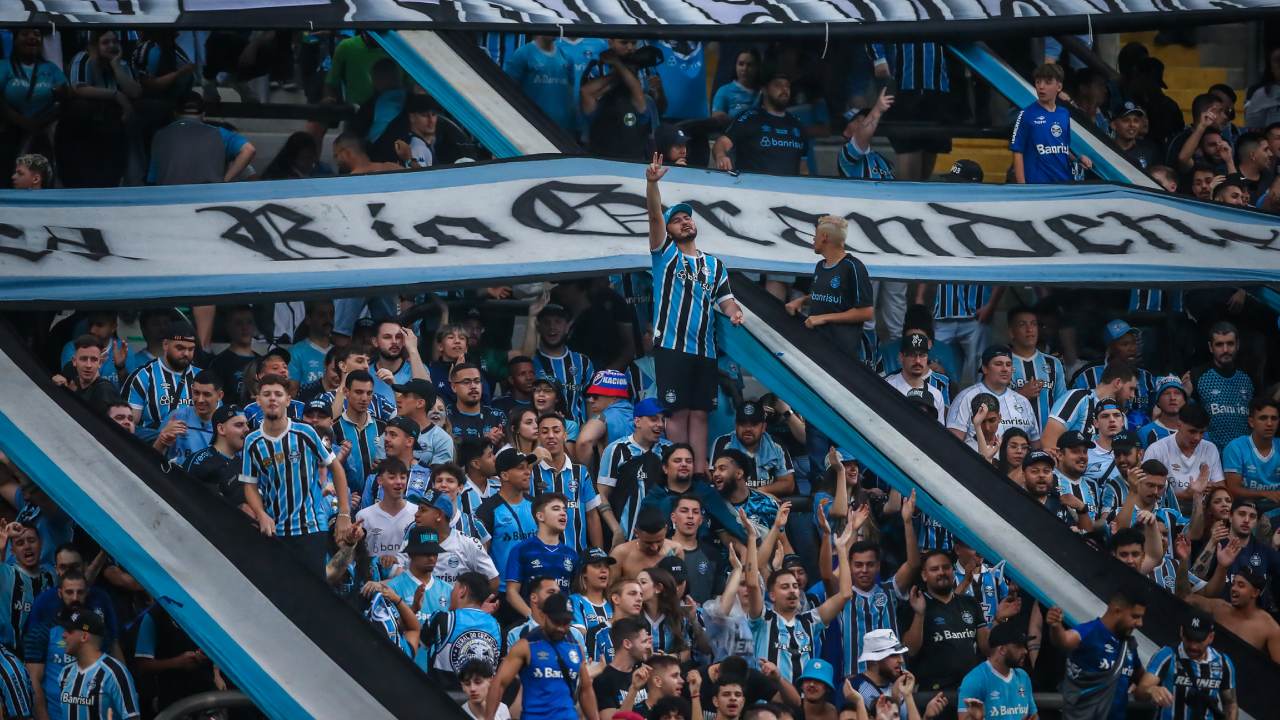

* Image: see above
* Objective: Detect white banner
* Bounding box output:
[2,156,1278,304]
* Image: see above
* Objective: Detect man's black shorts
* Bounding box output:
[653,347,718,412]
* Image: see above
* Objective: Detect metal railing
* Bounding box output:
[155,690,256,720]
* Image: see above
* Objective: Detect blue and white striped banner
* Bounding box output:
[3,155,1278,305]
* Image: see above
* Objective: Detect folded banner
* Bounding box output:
[6,0,1280,35]
[2,155,1278,306]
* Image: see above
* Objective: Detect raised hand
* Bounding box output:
[909,586,926,615]
[901,489,917,522]
[1174,534,1191,562]
[646,153,668,183]
[1217,537,1244,567]
[874,86,895,114]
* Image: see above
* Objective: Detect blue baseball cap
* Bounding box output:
[410,487,454,520]
[1154,375,1186,401]
[797,659,834,691]
[634,397,669,418]
[663,203,694,226]
[1104,319,1140,344]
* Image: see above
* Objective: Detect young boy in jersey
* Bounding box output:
[460,659,509,720]
[1011,63,1093,184]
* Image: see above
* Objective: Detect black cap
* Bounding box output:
[542,592,575,624]
[1237,567,1266,590]
[304,398,331,415]
[177,91,204,115]
[212,404,244,426]
[1116,101,1146,119]
[581,547,617,566]
[902,331,931,355]
[988,622,1028,647]
[58,606,105,636]
[1057,431,1096,450]
[386,416,421,441]
[404,525,444,555]
[165,319,197,342]
[981,345,1012,365]
[1183,612,1215,641]
[906,389,937,415]
[1024,450,1056,469]
[1218,173,1249,193]
[1112,430,1139,452]
[536,303,572,321]
[263,345,291,365]
[736,400,766,424]
[392,378,437,403]
[942,159,984,183]
[405,93,441,114]
[655,124,690,153]
[495,447,537,474]
[781,554,805,570]
[657,555,687,584]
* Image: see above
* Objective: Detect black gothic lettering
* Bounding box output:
[845,212,951,256]
[1096,212,1175,251]
[511,181,645,236]
[769,207,824,250]
[45,227,113,260]
[1044,214,1133,254]
[368,203,436,254]
[0,224,47,261]
[413,217,509,249]
[197,204,395,260]
[928,203,1059,258]
[687,201,772,246]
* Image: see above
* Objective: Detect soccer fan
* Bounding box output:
[493,356,536,416]
[527,304,595,426]
[1112,103,1162,170]
[713,72,808,175]
[571,547,616,643]
[1053,431,1100,528]
[148,92,255,185]
[1189,322,1254,451]
[575,370,634,464]
[847,629,945,719]
[1043,361,1139,451]
[332,132,402,175]
[153,370,222,469]
[448,364,507,445]
[486,593,599,720]
[1007,306,1067,432]
[535,413,605,552]
[914,284,1002,386]
[55,608,140,720]
[422,572,502,682]
[711,401,796,497]
[952,539,1008,627]
[1222,398,1280,512]
[240,374,351,574]
[598,399,672,540]
[355,458,418,569]
[1198,499,1280,604]
[884,332,947,425]
[52,335,119,412]
[591,578,646,662]
[504,492,578,615]
[476,448,538,602]
[386,523,453,622]
[287,300,335,385]
[1138,613,1236,720]
[1070,320,1156,425]
[1139,376,1188,448]
[10,153,52,190]
[610,507,684,580]
[956,623,1036,720]
[1182,550,1280,663]
[0,521,54,649]
[372,321,429,386]
[668,494,723,604]
[391,379,454,466]
[947,347,1040,447]
[645,156,743,472]
[503,37,575,131]
[1084,405,1130,494]
[126,319,200,442]
[25,567,121,720]
[1011,63,1093,183]
[355,417,417,509]
[58,312,127,388]
[411,479,498,588]
[1144,404,1223,507]
[0,641,33,719]
[710,449,778,539]
[580,40,658,162]
[459,659,507,720]
[836,90,895,180]
[592,617,653,719]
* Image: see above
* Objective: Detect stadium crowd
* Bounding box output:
[1,24,1279,720]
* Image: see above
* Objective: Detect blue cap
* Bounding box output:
[663,203,694,226]
[797,659,834,691]
[826,448,857,468]
[634,397,669,418]
[1104,319,1140,344]
[411,487,454,519]
[1154,375,1186,401]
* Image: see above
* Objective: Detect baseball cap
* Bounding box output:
[663,203,694,226]
[981,345,1012,365]
[1183,612,1215,641]
[304,398,331,415]
[736,400,766,424]
[988,622,1028,647]
[1154,375,1186,401]
[1112,430,1139,452]
[212,404,245,426]
[1237,566,1266,590]
[263,345,292,365]
[942,159,984,183]
[581,547,617,566]
[410,487,454,519]
[386,416,421,441]
[392,378,437,402]
[165,319,197,342]
[781,554,805,571]
[825,448,858,468]
[176,91,204,115]
[1023,450,1056,469]
[1057,431,1096,450]
[495,447,537,474]
[657,555,687,584]
[536,303,572,321]
[587,369,629,398]
[654,124,690,153]
[405,93,442,114]
[797,659,834,691]
[906,387,937,415]
[404,525,445,555]
[1104,319,1140,344]
[902,331,931,355]
[633,397,669,418]
[1117,101,1147,119]
[857,629,908,663]
[58,607,105,636]
[542,592,575,624]
[841,106,865,123]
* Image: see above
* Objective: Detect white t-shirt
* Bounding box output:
[1143,434,1224,493]
[355,502,419,559]
[433,530,500,584]
[465,702,509,720]
[947,382,1041,443]
[885,372,946,424]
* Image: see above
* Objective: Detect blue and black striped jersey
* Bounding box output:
[241,419,337,536]
[651,239,733,359]
[125,359,200,440]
